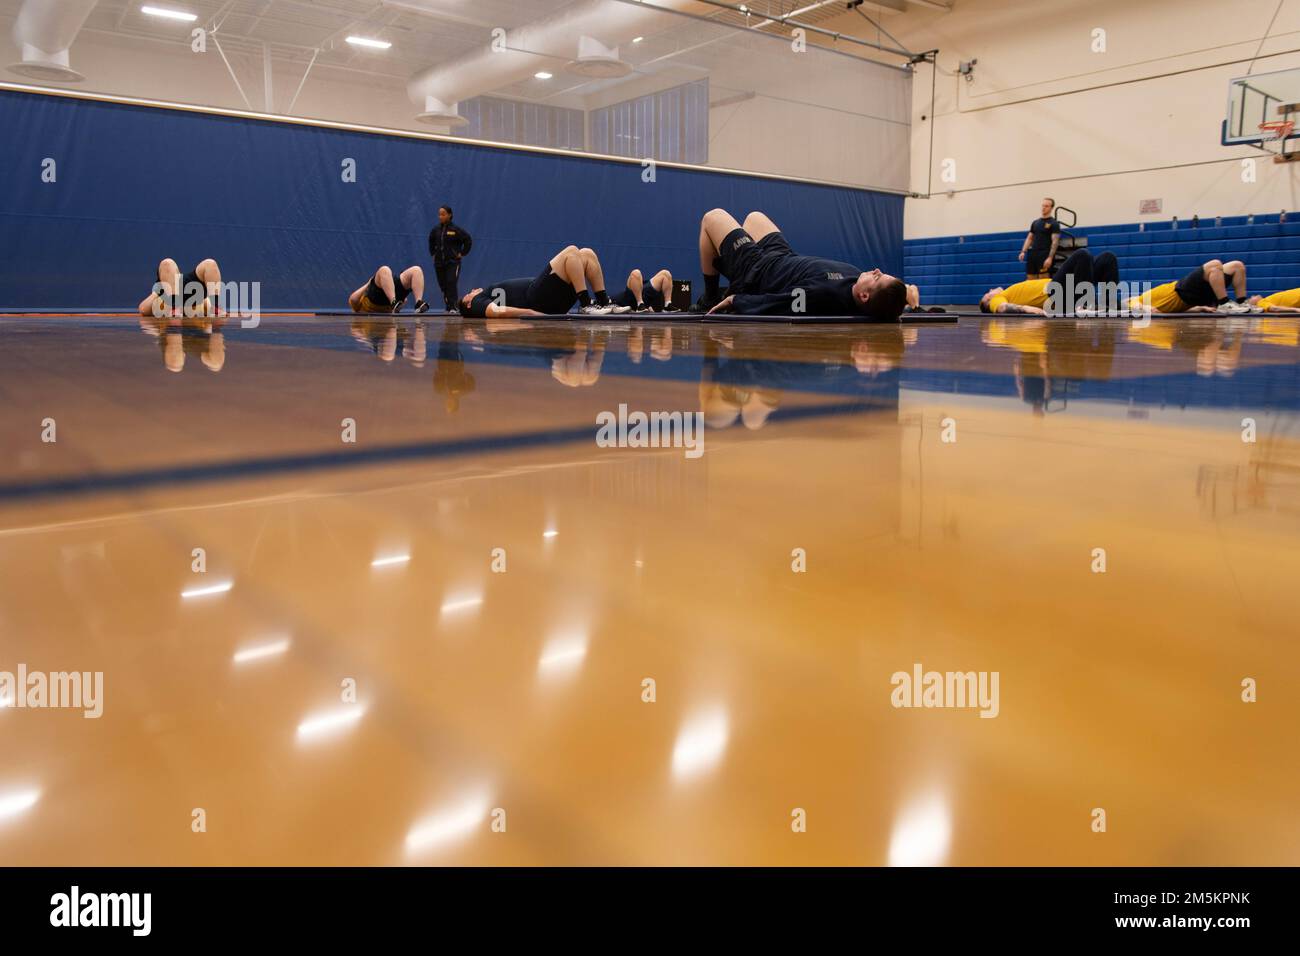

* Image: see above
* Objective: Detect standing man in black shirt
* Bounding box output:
[429,205,473,312]
[1019,197,1060,278]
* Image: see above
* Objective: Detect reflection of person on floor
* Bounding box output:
[460,246,631,318]
[695,208,907,320]
[551,332,607,387]
[1126,259,1254,314]
[980,250,1119,314]
[138,314,225,373]
[349,316,426,363]
[626,325,674,364]
[614,268,681,313]
[434,319,476,412]
[349,265,430,315]
[139,257,222,318]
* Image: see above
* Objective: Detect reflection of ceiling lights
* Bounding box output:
[141,6,198,22]
[346,36,392,50]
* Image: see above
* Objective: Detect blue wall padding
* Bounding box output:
[0,89,903,310]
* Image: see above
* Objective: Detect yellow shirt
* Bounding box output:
[984,320,1047,354]
[1126,282,1186,314]
[1254,317,1300,347]
[1257,288,1300,311]
[989,278,1051,312]
[1127,323,1178,350]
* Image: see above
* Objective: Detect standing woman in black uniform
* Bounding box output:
[1018,197,1060,279]
[429,205,473,312]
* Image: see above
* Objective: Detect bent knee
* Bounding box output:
[628,268,643,281]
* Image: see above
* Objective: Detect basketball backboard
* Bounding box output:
[1223,66,1300,147]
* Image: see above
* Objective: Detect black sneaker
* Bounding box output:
[690,294,721,314]
[662,302,682,313]
[414,299,430,314]
[634,302,653,313]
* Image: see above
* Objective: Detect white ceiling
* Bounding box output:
[0,0,911,105]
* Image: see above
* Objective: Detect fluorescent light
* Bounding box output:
[0,788,40,822]
[440,593,483,617]
[671,708,729,780]
[296,705,367,743]
[371,553,410,568]
[537,632,588,677]
[542,529,558,539]
[346,36,392,50]
[888,793,952,867]
[632,36,644,43]
[405,790,490,855]
[181,580,232,599]
[534,71,553,80]
[233,637,291,665]
[142,5,198,21]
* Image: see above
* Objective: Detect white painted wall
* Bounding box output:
[815,0,1300,238]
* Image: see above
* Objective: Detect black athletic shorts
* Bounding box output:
[1173,266,1217,308]
[613,277,666,310]
[1026,249,1052,276]
[359,272,411,313]
[526,265,577,315]
[715,229,799,294]
[154,265,204,304]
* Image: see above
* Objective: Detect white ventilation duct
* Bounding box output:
[7,0,100,83]
[406,0,698,127]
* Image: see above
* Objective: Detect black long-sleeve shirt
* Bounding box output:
[730,278,863,317]
[429,221,473,265]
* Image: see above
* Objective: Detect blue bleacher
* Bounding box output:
[904,214,1300,305]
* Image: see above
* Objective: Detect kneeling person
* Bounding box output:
[349,265,430,314]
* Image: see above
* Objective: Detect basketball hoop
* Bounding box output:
[1259,120,1297,162]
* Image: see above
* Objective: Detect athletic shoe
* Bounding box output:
[1217,301,1252,314]
[414,299,430,314]
[690,295,721,313]
[608,303,633,314]
[634,302,653,313]
[662,303,683,313]
[581,304,613,315]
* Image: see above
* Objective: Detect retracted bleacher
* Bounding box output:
[905,214,1300,306]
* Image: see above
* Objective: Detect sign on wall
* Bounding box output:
[1139,199,1163,214]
